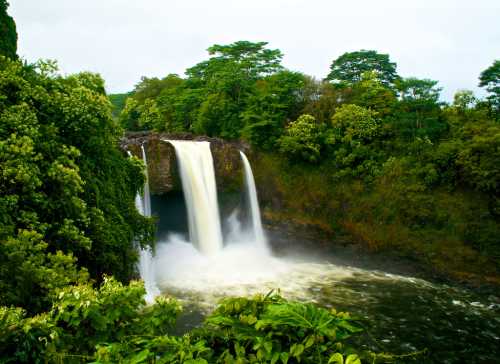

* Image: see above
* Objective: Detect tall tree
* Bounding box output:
[326,50,399,87]
[0,0,17,59]
[479,60,500,111]
[394,77,445,139]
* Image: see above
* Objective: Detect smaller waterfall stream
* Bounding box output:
[240,151,268,252]
[130,146,159,304]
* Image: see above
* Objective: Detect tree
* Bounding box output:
[132,74,184,104]
[0,58,154,312]
[108,92,131,118]
[0,0,17,59]
[479,60,500,111]
[328,104,383,179]
[331,104,380,143]
[194,93,241,138]
[350,71,397,117]
[453,89,476,111]
[301,80,348,124]
[326,50,399,87]
[394,77,445,139]
[242,71,305,148]
[278,114,325,163]
[205,40,283,79]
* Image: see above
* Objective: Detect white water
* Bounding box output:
[240,151,268,252]
[149,143,410,305]
[130,146,160,304]
[141,145,151,217]
[164,140,223,255]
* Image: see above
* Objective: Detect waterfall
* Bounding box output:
[165,140,223,255]
[141,145,152,217]
[240,151,268,252]
[129,147,160,304]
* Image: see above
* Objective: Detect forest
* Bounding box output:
[1,0,500,363]
[113,41,500,283]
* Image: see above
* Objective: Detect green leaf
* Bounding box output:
[280,352,289,364]
[130,349,150,364]
[345,354,361,364]
[271,352,280,364]
[304,335,315,348]
[328,353,344,364]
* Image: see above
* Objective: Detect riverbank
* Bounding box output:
[250,151,500,292]
[263,212,500,298]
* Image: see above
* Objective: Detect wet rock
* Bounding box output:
[121,132,248,195]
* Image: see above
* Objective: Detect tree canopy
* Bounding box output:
[479,60,500,111]
[0,0,18,59]
[0,58,154,313]
[326,50,399,87]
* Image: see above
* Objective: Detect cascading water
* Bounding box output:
[141,145,152,217]
[164,140,223,255]
[139,142,499,362]
[240,151,268,252]
[130,146,159,304]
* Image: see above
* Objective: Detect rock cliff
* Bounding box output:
[121,132,247,195]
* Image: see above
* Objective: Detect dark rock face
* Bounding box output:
[121,132,247,195]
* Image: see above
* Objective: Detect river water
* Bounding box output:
[150,193,500,364]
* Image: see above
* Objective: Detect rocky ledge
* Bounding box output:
[121,132,249,195]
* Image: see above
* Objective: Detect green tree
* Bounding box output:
[453,89,477,111]
[479,60,500,111]
[301,80,347,124]
[331,104,380,143]
[197,40,283,79]
[394,77,445,139]
[278,114,325,163]
[0,0,17,59]
[350,71,397,117]
[194,92,241,138]
[108,92,131,118]
[132,75,182,104]
[326,50,399,87]
[242,71,305,148]
[329,104,383,179]
[0,58,154,312]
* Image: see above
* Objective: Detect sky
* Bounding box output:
[9,0,500,101]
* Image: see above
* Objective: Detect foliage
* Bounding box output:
[349,72,397,117]
[479,60,500,111]
[0,278,181,363]
[279,114,325,163]
[330,104,380,143]
[452,89,476,111]
[0,57,155,312]
[108,92,131,118]
[92,292,405,364]
[1,286,409,363]
[242,71,306,148]
[326,50,399,87]
[0,1,17,59]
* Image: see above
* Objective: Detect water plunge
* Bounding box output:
[153,140,280,291]
[164,140,223,255]
[130,146,160,304]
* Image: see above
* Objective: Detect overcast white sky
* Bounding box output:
[9,0,500,101]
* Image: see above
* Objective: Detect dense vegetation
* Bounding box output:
[0,57,156,315]
[3,282,418,363]
[0,7,402,361]
[1,0,498,359]
[112,42,500,282]
[0,0,17,60]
